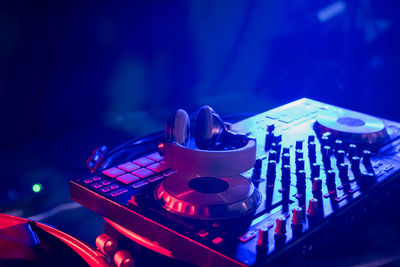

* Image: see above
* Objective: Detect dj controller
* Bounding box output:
[70,98,400,266]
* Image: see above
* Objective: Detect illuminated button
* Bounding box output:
[84,178,93,184]
[147,152,163,162]
[103,167,125,178]
[148,175,164,183]
[93,177,101,181]
[118,162,140,172]
[101,186,112,193]
[110,188,128,197]
[147,163,168,173]
[110,185,119,190]
[133,157,155,167]
[197,229,209,238]
[102,180,111,186]
[132,168,155,179]
[132,180,149,189]
[239,230,257,242]
[116,173,140,185]
[163,170,176,177]
[212,237,223,245]
[92,183,103,189]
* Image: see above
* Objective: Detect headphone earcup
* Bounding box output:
[171,109,190,145]
[194,106,250,150]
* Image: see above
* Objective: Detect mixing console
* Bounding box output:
[70,98,400,266]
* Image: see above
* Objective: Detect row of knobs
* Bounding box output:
[256,203,321,251]
[253,125,376,252]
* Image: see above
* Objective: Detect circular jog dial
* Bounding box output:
[314,109,389,148]
[156,172,261,220]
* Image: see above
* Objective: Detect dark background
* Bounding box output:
[0,0,399,263]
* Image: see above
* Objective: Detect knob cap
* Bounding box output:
[266,160,277,187]
[307,198,319,217]
[272,143,282,163]
[308,142,317,163]
[336,150,345,166]
[282,153,290,166]
[281,165,291,190]
[339,163,349,183]
[269,150,277,162]
[322,145,332,159]
[291,207,303,237]
[321,132,332,147]
[96,234,117,255]
[267,124,275,133]
[360,171,376,188]
[296,170,306,190]
[348,144,357,158]
[334,139,343,154]
[282,147,290,155]
[273,134,282,144]
[291,206,303,226]
[311,163,320,180]
[296,158,305,173]
[251,159,262,183]
[312,178,323,200]
[257,227,269,247]
[275,216,287,236]
[295,149,303,161]
[351,156,361,180]
[114,250,134,267]
[326,170,337,194]
[295,140,303,150]
[362,150,372,167]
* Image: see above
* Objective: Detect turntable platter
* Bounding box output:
[314,109,389,146]
[155,173,261,220]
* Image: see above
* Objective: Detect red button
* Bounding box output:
[132,180,149,189]
[197,229,209,238]
[212,237,223,245]
[110,189,128,197]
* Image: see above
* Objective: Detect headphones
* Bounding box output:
[163,106,256,177]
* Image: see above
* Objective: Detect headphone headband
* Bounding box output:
[164,139,256,177]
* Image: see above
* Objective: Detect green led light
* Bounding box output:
[32,183,42,193]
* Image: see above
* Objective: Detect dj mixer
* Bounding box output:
[70,98,400,266]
